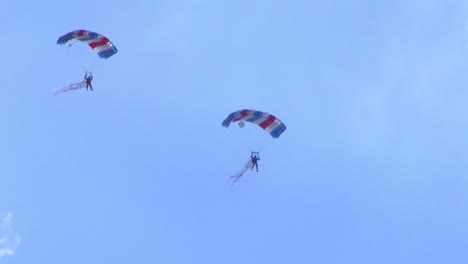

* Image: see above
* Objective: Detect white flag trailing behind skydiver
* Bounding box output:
[53,81,87,95]
[230,159,253,185]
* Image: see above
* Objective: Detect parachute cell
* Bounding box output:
[222,109,286,138]
[57,30,118,59]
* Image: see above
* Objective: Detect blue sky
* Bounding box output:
[1,0,468,263]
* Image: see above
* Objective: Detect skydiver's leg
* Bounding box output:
[255,163,258,172]
[90,84,93,91]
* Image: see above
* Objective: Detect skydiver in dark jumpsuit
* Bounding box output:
[251,153,260,172]
[84,72,93,91]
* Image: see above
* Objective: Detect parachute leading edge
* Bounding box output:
[222,109,286,138]
[57,30,118,59]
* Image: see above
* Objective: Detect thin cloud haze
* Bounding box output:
[0,213,21,261]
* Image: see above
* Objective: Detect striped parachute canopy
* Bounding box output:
[57,30,118,59]
[222,109,286,138]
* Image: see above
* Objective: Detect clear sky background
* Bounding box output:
[1,0,468,263]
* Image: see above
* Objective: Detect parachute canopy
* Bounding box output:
[222,109,286,138]
[57,30,118,59]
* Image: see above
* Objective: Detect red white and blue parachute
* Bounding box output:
[222,109,286,138]
[57,30,118,59]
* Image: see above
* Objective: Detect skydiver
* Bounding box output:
[84,72,93,91]
[251,152,260,172]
